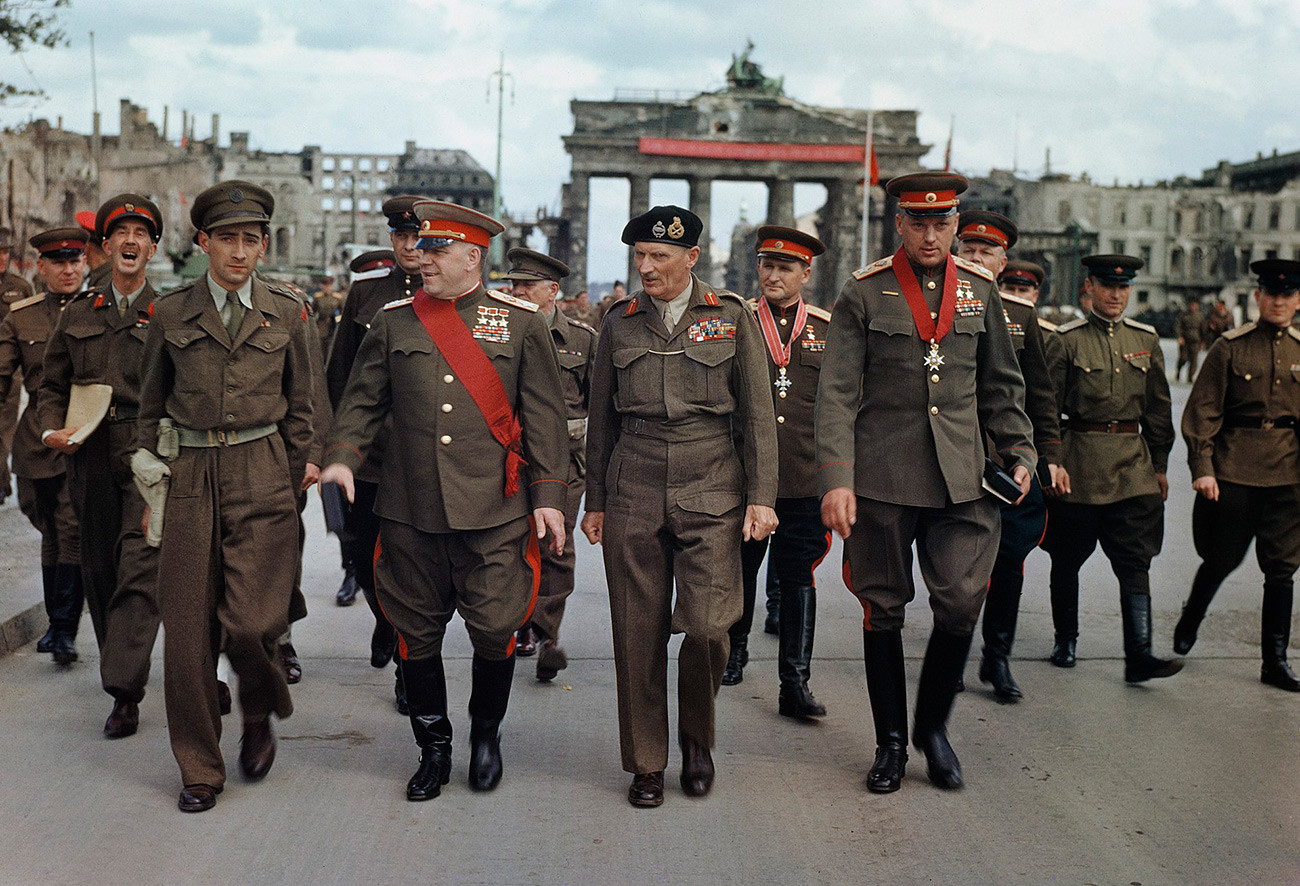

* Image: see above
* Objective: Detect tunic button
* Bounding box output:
[227,386,234,393]
[930,406,939,415]
[931,374,940,383]
[930,311,938,320]
[777,416,785,424]
[441,403,453,412]
[1115,367,1121,373]
[927,281,937,290]
[1245,373,1252,380]
[443,374,454,383]
[439,435,452,444]
[225,413,234,421]
[778,391,787,399]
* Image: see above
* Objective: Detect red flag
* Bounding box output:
[868,135,879,185]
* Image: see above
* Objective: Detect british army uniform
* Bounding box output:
[136,181,315,811]
[585,206,778,806]
[500,247,597,682]
[37,195,164,736]
[723,225,834,719]
[1,228,85,664]
[324,197,422,690]
[815,174,1035,792]
[1176,259,1300,691]
[325,200,568,801]
[0,226,34,504]
[956,213,1063,702]
[1042,254,1181,682]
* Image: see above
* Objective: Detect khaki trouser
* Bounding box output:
[159,435,298,790]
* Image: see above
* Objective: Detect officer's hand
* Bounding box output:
[743,504,778,542]
[821,487,856,539]
[1047,463,1071,496]
[1011,465,1032,505]
[580,511,604,545]
[43,427,81,455]
[319,463,355,503]
[302,462,320,492]
[1192,475,1219,501]
[534,507,566,556]
[1156,472,1169,501]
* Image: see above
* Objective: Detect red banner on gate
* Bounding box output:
[638,137,866,164]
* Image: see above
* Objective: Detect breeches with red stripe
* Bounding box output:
[375,515,539,661]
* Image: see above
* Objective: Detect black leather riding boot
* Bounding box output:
[1260,582,1300,691]
[402,655,452,801]
[1049,566,1079,667]
[721,631,748,686]
[467,654,515,791]
[1173,564,1225,655]
[36,565,57,653]
[1120,592,1183,683]
[49,563,83,665]
[979,581,1023,701]
[913,629,973,790]
[778,586,825,717]
[863,629,907,793]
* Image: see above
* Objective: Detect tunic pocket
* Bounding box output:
[683,340,735,404]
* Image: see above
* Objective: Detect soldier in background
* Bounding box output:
[1042,254,1181,683]
[1175,301,1203,382]
[501,247,596,682]
[1202,299,1235,349]
[77,210,112,292]
[38,195,164,737]
[1,228,86,664]
[313,275,344,355]
[1176,259,1300,692]
[0,227,34,506]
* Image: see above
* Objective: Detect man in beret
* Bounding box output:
[136,180,315,812]
[721,225,833,723]
[501,246,596,681]
[816,173,1034,793]
[323,200,568,802]
[1,228,86,665]
[324,198,424,712]
[1041,254,1180,683]
[1176,259,1300,692]
[956,212,1065,702]
[0,226,33,506]
[582,205,778,807]
[39,195,165,737]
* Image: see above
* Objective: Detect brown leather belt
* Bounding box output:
[1223,415,1299,429]
[1068,420,1140,434]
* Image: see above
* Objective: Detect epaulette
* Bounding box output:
[1057,317,1089,334]
[852,255,893,280]
[954,256,996,282]
[9,293,43,311]
[1222,322,1255,341]
[570,318,598,336]
[746,297,759,310]
[263,280,304,303]
[1038,318,1059,333]
[1122,317,1158,335]
[488,290,539,312]
[806,304,832,322]
[714,288,745,304]
[1288,326,1300,343]
[351,267,393,283]
[382,297,414,311]
[1000,292,1035,309]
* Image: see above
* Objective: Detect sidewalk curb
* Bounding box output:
[0,602,43,658]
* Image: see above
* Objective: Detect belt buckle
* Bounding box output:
[1106,421,1119,433]
[1263,418,1276,430]
[217,429,228,445]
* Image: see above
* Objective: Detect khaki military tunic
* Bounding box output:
[37,282,160,701]
[756,299,830,498]
[530,307,597,644]
[137,275,315,791]
[1000,294,1063,467]
[326,285,568,660]
[1050,313,1174,504]
[585,274,778,774]
[0,270,34,496]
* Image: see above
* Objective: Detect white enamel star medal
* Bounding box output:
[775,366,792,398]
[923,341,944,371]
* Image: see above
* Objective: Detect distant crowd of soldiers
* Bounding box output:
[2,166,1297,813]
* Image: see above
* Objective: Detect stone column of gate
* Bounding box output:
[562,172,590,294]
[689,176,712,285]
[766,177,795,225]
[819,177,861,307]
[627,174,652,289]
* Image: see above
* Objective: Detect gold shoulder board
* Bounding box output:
[382,297,415,311]
[954,256,996,282]
[852,256,893,280]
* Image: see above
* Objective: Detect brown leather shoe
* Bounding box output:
[515,624,538,657]
[680,734,715,797]
[280,643,302,685]
[536,639,567,682]
[628,771,664,807]
[177,783,220,813]
[103,699,139,739]
[217,680,232,716]
[239,719,276,780]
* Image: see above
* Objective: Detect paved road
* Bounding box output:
[0,348,1297,885]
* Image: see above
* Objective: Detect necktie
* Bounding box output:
[117,294,127,317]
[222,292,244,339]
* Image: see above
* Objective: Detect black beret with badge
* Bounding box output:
[382,195,423,233]
[885,172,968,217]
[30,226,89,259]
[957,209,1018,250]
[753,224,825,264]
[96,193,164,242]
[621,205,703,248]
[500,247,570,282]
[1081,253,1143,285]
[1250,258,1300,294]
[190,180,275,232]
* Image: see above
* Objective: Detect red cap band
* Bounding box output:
[418,218,491,248]
[104,203,158,232]
[897,189,959,210]
[758,238,814,263]
[958,221,1010,248]
[41,240,86,254]
[356,258,395,273]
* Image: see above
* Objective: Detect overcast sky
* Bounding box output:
[3,0,1297,281]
